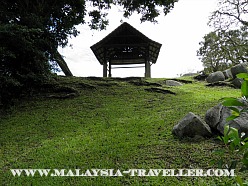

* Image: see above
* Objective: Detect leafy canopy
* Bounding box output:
[197,27,248,73]
[209,0,248,30]
[1,0,178,45]
[197,0,248,73]
[0,0,178,105]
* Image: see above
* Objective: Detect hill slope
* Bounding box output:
[0,76,241,185]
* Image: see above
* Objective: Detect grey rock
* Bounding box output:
[206,103,248,137]
[217,110,248,137]
[228,112,248,137]
[166,80,183,86]
[205,104,223,129]
[216,106,232,134]
[231,78,243,88]
[172,112,212,138]
[223,69,233,79]
[231,64,248,78]
[206,71,225,83]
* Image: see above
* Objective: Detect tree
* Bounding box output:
[87,0,178,29]
[197,27,248,73]
[1,0,178,49]
[198,0,248,73]
[0,0,178,105]
[209,0,248,30]
[0,0,178,75]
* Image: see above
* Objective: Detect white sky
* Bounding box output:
[58,0,218,78]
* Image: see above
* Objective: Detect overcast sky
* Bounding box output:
[58,0,218,78]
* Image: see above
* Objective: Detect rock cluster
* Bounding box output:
[172,63,248,138]
[172,103,248,138]
[205,63,248,88]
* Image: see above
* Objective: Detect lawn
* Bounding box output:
[0,76,244,185]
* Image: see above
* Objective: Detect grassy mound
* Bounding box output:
[0,76,243,185]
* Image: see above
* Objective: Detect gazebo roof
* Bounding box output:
[90,22,162,65]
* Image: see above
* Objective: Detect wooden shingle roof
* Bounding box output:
[90,22,162,65]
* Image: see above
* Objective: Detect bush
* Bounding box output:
[212,73,248,185]
[0,24,55,106]
[0,75,22,106]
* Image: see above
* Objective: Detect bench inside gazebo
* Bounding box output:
[90,22,162,78]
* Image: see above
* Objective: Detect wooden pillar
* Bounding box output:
[144,46,151,78]
[108,61,112,77]
[103,62,107,77]
[103,48,107,77]
[145,60,151,78]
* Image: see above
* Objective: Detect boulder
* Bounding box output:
[205,103,248,137]
[231,78,243,89]
[172,112,212,138]
[205,105,232,133]
[230,63,248,78]
[228,112,248,137]
[206,71,225,83]
[205,104,223,129]
[217,110,248,137]
[223,69,233,79]
[166,80,183,86]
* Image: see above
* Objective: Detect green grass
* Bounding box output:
[0,76,244,185]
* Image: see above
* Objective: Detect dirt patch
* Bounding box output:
[206,82,235,88]
[165,78,193,84]
[96,82,119,87]
[76,83,96,90]
[46,86,80,99]
[129,79,162,87]
[145,87,176,95]
[47,93,79,99]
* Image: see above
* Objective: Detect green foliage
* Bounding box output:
[0,76,22,106]
[221,97,244,121]
[0,0,86,46]
[0,24,55,106]
[117,0,178,23]
[237,73,248,98]
[214,125,248,185]
[197,27,248,73]
[219,126,247,152]
[199,0,248,74]
[221,73,248,120]
[222,98,244,107]
[209,0,248,30]
[0,0,178,106]
[87,0,178,27]
[0,0,178,44]
[212,73,248,185]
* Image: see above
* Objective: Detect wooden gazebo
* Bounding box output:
[90,22,162,78]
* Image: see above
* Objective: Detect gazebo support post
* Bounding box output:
[103,62,107,77]
[145,60,151,78]
[108,61,112,77]
[103,48,107,77]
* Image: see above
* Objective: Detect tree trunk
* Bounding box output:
[55,51,73,76]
